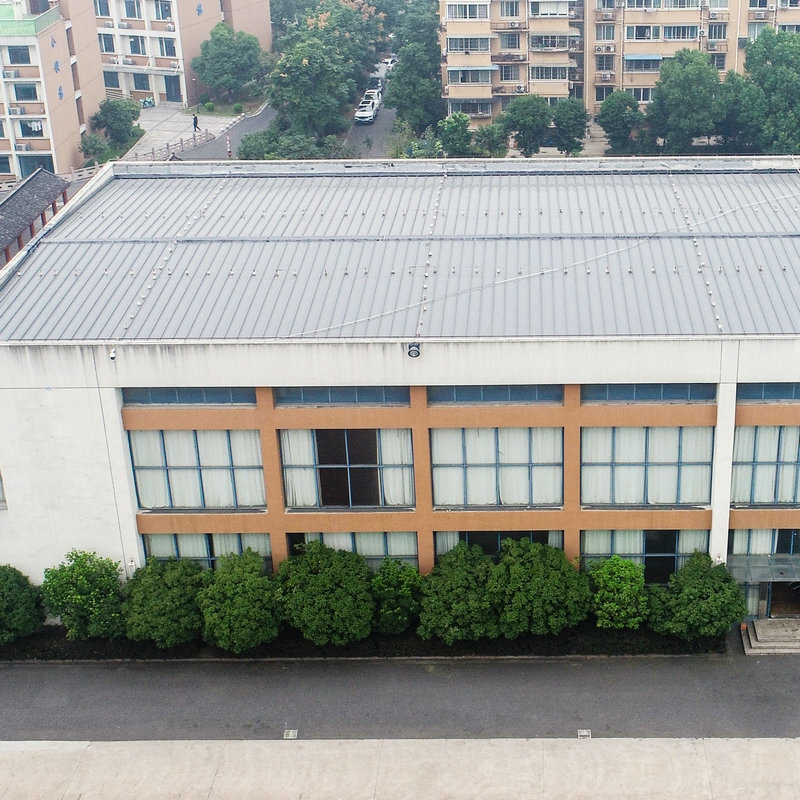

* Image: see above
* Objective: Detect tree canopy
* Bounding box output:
[552,97,590,155]
[438,112,474,156]
[597,90,643,153]
[90,98,141,147]
[192,23,263,100]
[385,43,446,134]
[501,94,553,156]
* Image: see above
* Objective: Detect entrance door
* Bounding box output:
[768,582,800,617]
[164,75,182,103]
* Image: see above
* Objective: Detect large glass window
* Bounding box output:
[448,69,492,83]
[663,25,698,39]
[154,0,172,19]
[500,0,520,14]
[94,0,110,15]
[274,386,408,406]
[280,429,414,508]
[582,384,716,403]
[124,0,142,17]
[19,120,43,137]
[500,65,521,81]
[129,36,146,55]
[133,73,150,90]
[435,530,563,559]
[123,387,256,404]
[530,0,569,14]
[98,33,115,53]
[431,427,563,507]
[428,385,562,404]
[626,25,660,39]
[129,429,266,509]
[729,528,800,555]
[581,427,714,505]
[447,37,490,52]
[143,532,272,570]
[731,426,800,504]
[737,383,800,402]
[582,529,709,583]
[447,3,489,17]
[14,84,37,102]
[103,71,120,88]
[159,38,176,57]
[530,65,568,80]
[7,46,30,65]
[287,531,418,569]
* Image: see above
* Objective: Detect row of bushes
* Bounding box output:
[0,541,747,655]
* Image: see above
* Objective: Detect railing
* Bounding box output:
[491,52,528,61]
[124,130,216,162]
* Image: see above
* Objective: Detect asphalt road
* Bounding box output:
[344,104,397,158]
[2,643,799,741]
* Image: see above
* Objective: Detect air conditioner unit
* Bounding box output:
[509,20,519,26]
[170,61,179,69]
[602,11,614,19]
[595,44,604,52]
[768,3,776,9]
[754,9,766,18]
[8,106,21,115]
[605,43,615,51]
[166,22,175,30]
[15,143,32,151]
[104,20,114,27]
[699,0,708,6]
[601,71,612,80]
[708,40,717,48]
[709,10,718,17]
[615,0,624,6]
[119,20,131,28]
[738,36,749,47]
[2,70,19,79]
[515,83,525,92]
[122,57,134,64]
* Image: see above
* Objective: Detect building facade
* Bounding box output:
[439,0,800,121]
[0,158,799,618]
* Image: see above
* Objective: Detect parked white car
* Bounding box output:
[363,89,382,107]
[354,99,377,124]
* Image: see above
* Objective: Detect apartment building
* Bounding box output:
[439,0,800,121]
[1,158,799,618]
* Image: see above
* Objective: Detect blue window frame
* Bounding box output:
[142,532,272,570]
[122,387,256,404]
[427,385,563,404]
[732,426,800,505]
[274,386,409,406]
[737,383,800,402]
[728,529,800,555]
[435,529,563,559]
[581,384,716,403]
[286,531,418,569]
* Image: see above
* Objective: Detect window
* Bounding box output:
[428,385,562,404]
[662,0,698,6]
[154,0,172,19]
[274,386,409,406]
[747,22,766,37]
[500,33,521,49]
[431,427,563,507]
[98,33,115,53]
[0,121,5,137]
[779,24,800,32]
[596,24,615,40]
[530,34,570,48]
[19,120,43,137]
[628,87,652,102]
[124,0,142,17]
[626,25,660,39]
[749,0,767,6]
[595,85,614,101]
[709,53,726,69]
[280,428,414,508]
[103,70,120,88]
[581,427,714,505]
[144,532,272,570]
[531,65,568,80]
[129,36,146,55]
[0,156,10,173]
[447,3,489,17]
[94,0,110,15]
[664,25,698,39]
[7,46,30,65]
[732,426,800,505]
[500,64,520,81]
[287,531,418,569]
[448,68,492,83]
[737,383,800,402]
[129,429,266,509]
[436,530,563,559]
[159,37,176,57]
[707,22,727,39]
[582,529,709,583]
[596,55,614,70]
[14,84,37,102]
[625,57,662,71]
[582,384,716,403]
[530,0,569,14]
[627,0,660,6]
[449,100,492,115]
[123,387,256,404]
[500,0,520,13]
[729,529,800,555]
[447,37,490,52]
[133,73,150,90]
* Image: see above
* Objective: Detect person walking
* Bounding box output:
[193,114,200,133]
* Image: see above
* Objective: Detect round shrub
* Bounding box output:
[371,559,422,635]
[41,550,125,640]
[0,565,44,644]
[124,558,210,648]
[489,540,591,638]
[198,549,281,654]
[277,541,374,647]
[588,555,648,630]
[233,102,243,114]
[204,101,215,112]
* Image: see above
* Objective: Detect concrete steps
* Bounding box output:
[741,618,800,655]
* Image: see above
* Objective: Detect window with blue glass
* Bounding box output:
[731,426,800,504]
[427,385,563,404]
[128,429,265,509]
[729,528,800,555]
[435,530,563,559]
[122,387,256,404]
[431,427,563,507]
[286,531,418,568]
[273,386,409,406]
[143,532,272,569]
[581,384,716,403]
[581,427,714,505]
[737,383,800,402]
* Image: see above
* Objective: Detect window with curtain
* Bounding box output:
[286,531,418,569]
[731,426,800,505]
[728,529,800,555]
[280,429,414,508]
[435,530,563,559]
[431,427,563,507]
[581,427,713,505]
[129,429,266,510]
[581,529,709,582]
[142,532,271,570]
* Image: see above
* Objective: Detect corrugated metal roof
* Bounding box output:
[1,157,800,342]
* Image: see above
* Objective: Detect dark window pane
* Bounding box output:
[482,385,509,402]
[428,387,453,403]
[775,530,793,554]
[304,387,329,404]
[274,388,301,404]
[349,466,380,504]
[530,530,551,544]
[536,385,564,403]
[509,385,537,402]
[330,386,357,403]
[203,388,231,404]
[690,384,716,401]
[318,466,349,505]
[662,384,689,401]
[150,388,178,403]
[644,555,674,584]
[316,430,346,465]
[455,386,483,402]
[347,429,377,464]
[356,387,382,403]
[286,533,306,556]
[645,530,677,554]
[737,384,763,401]
[384,387,410,403]
[123,388,150,404]
[229,388,256,404]
[607,384,635,401]
[468,530,500,554]
[635,384,662,401]
[764,383,791,400]
[582,385,607,402]
[177,388,205,403]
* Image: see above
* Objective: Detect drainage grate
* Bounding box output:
[283,729,298,739]
[577,729,591,739]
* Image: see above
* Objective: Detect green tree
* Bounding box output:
[409,125,444,157]
[41,550,125,640]
[744,28,800,153]
[393,0,440,54]
[647,49,719,153]
[277,541,375,646]
[384,43,446,134]
[712,71,765,153]
[488,540,591,639]
[371,559,422,635]
[473,122,508,157]
[648,553,747,641]
[192,23,263,101]
[501,94,552,156]
[386,118,419,157]
[438,112,474,157]
[552,97,589,155]
[124,558,210,648]
[79,132,109,160]
[588,555,648,630]
[90,99,141,147]
[417,542,499,645]
[198,550,281,654]
[597,90,643,153]
[237,126,324,159]
[0,565,44,645]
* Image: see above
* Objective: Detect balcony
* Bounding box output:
[490,19,529,29]
[492,83,529,94]
[491,52,528,61]
[596,9,617,20]
[706,40,729,52]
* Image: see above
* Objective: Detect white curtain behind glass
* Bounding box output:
[435,530,460,555]
[431,429,465,505]
[197,430,235,507]
[130,430,169,508]
[280,430,317,507]
[241,533,271,557]
[230,430,266,506]
[144,533,176,558]
[164,431,202,507]
[379,429,414,505]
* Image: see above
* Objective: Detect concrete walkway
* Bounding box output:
[1,737,798,798]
